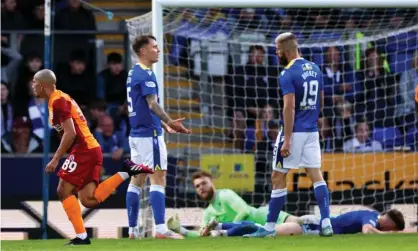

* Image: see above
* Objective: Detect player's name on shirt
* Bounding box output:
[301,70,318,80]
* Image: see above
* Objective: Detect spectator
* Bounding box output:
[13,52,43,112]
[86,100,106,132]
[1,0,25,31]
[26,77,49,140]
[230,110,246,151]
[396,51,418,139]
[322,46,358,117]
[343,121,383,153]
[54,0,96,65]
[94,115,126,161]
[1,116,43,154]
[1,81,13,141]
[357,47,397,127]
[1,45,22,85]
[97,52,128,118]
[226,45,278,123]
[318,117,334,152]
[332,100,355,151]
[56,50,97,107]
[235,8,262,31]
[19,2,45,57]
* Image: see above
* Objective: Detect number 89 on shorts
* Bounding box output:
[61,155,78,173]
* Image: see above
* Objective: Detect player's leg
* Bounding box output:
[148,135,183,239]
[77,148,152,209]
[275,222,304,236]
[125,136,148,239]
[56,178,91,245]
[127,173,147,238]
[212,222,260,237]
[302,132,332,236]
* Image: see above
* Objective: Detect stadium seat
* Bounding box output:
[372,127,403,149]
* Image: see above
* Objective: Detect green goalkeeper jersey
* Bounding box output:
[203,189,290,225]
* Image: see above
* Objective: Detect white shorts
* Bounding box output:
[272,130,321,172]
[129,136,167,171]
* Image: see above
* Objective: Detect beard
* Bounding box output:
[280,56,289,67]
[199,187,215,201]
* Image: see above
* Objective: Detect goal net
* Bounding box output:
[126,7,418,236]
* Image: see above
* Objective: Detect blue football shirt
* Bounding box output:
[279,58,323,132]
[126,63,162,137]
[331,210,380,234]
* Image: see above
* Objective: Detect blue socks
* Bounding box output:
[313,181,331,226]
[265,189,287,231]
[126,184,141,227]
[225,222,259,236]
[150,185,167,233]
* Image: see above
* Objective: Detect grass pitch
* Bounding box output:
[2,234,417,251]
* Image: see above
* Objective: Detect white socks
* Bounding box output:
[76,232,87,240]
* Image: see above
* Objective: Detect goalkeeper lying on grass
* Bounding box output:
[167,171,302,237]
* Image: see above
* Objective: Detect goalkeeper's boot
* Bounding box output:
[319,225,334,237]
[122,159,154,176]
[167,214,181,234]
[200,217,219,237]
[155,229,184,239]
[129,226,140,239]
[65,237,91,245]
[243,227,275,238]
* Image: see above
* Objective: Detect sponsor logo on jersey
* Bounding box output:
[145,81,156,88]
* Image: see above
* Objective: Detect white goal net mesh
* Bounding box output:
[127,8,418,234]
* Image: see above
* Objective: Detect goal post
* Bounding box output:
[127,1,418,236]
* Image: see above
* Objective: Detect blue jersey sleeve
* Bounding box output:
[140,79,158,97]
[279,70,295,95]
[360,211,378,227]
[130,68,158,97]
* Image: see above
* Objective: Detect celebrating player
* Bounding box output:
[167,171,300,237]
[32,69,153,245]
[245,32,332,237]
[125,35,192,239]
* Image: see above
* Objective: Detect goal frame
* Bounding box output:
[152,0,418,109]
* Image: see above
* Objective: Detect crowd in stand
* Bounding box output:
[1,2,417,160]
[1,0,129,160]
[168,7,418,154]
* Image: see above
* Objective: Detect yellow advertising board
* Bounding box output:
[288,153,418,191]
[201,154,255,192]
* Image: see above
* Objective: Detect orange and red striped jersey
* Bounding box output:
[48,90,99,152]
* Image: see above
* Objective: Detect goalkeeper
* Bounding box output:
[168,171,300,237]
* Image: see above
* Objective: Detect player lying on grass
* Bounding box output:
[210,209,406,237]
[32,69,154,245]
[167,171,302,237]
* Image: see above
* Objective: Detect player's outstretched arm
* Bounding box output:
[146,94,191,134]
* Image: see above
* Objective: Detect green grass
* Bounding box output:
[2,234,418,251]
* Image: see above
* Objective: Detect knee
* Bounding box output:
[57,187,67,201]
[271,171,286,187]
[150,171,166,187]
[79,197,97,209]
[130,173,147,188]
